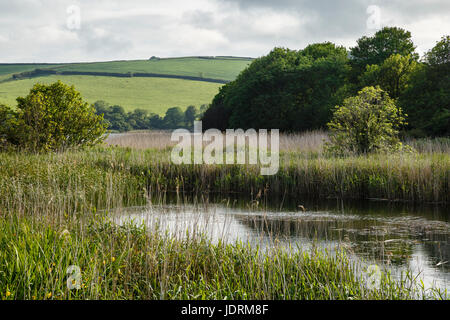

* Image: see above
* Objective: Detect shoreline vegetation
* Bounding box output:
[107,131,449,203]
[2,131,449,204]
[0,131,449,300]
[2,216,445,300]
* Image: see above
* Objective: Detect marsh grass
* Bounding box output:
[105,130,450,154]
[1,212,445,300]
[103,131,449,203]
[0,133,449,300]
[105,130,329,153]
[406,137,450,154]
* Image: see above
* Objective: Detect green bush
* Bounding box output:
[326,86,407,155]
[0,81,107,152]
[0,104,18,150]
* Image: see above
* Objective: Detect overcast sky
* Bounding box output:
[0,0,448,62]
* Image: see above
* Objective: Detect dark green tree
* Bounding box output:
[163,107,185,129]
[108,105,132,132]
[93,100,109,115]
[350,27,418,79]
[359,54,418,99]
[149,114,164,129]
[203,44,351,131]
[425,35,450,65]
[184,105,198,129]
[0,104,19,148]
[10,81,107,152]
[399,35,450,136]
[301,42,348,60]
[128,109,150,130]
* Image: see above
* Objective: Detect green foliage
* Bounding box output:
[301,42,349,60]
[360,54,418,99]
[424,35,450,66]
[203,43,351,131]
[350,27,418,78]
[201,86,233,131]
[202,27,447,137]
[163,107,185,128]
[95,101,201,132]
[0,146,448,299]
[3,81,107,152]
[399,36,450,137]
[0,104,19,149]
[94,102,133,132]
[326,86,406,155]
[184,105,198,129]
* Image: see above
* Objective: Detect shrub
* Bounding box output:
[3,81,107,152]
[326,86,407,155]
[0,104,20,150]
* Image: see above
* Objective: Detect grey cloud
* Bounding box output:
[182,10,216,27]
[218,0,449,41]
[219,0,450,18]
[0,0,448,62]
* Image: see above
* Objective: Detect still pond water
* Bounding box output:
[115,196,450,292]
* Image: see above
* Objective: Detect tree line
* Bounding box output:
[93,101,207,132]
[202,27,449,137]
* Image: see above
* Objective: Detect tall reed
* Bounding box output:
[0,134,448,300]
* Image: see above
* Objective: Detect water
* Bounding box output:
[114,195,450,292]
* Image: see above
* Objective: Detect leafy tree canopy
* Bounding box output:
[424,35,450,66]
[359,54,418,99]
[399,36,450,136]
[350,27,418,77]
[326,86,406,155]
[2,81,107,152]
[163,107,185,129]
[203,43,351,131]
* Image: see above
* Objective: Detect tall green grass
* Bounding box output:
[1,214,444,300]
[0,146,448,213]
[0,142,448,300]
[103,132,450,203]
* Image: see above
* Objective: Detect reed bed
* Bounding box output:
[1,144,448,213]
[105,130,329,154]
[0,133,449,300]
[406,137,450,154]
[102,131,450,203]
[105,130,450,154]
[106,130,175,150]
[0,212,444,300]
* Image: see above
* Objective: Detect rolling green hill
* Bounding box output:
[0,57,251,114]
[0,63,62,76]
[47,57,252,82]
[0,75,222,115]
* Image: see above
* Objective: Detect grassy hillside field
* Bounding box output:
[47,57,252,81]
[0,63,62,76]
[0,57,251,114]
[0,75,222,114]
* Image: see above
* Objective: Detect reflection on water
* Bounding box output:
[114,197,450,291]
